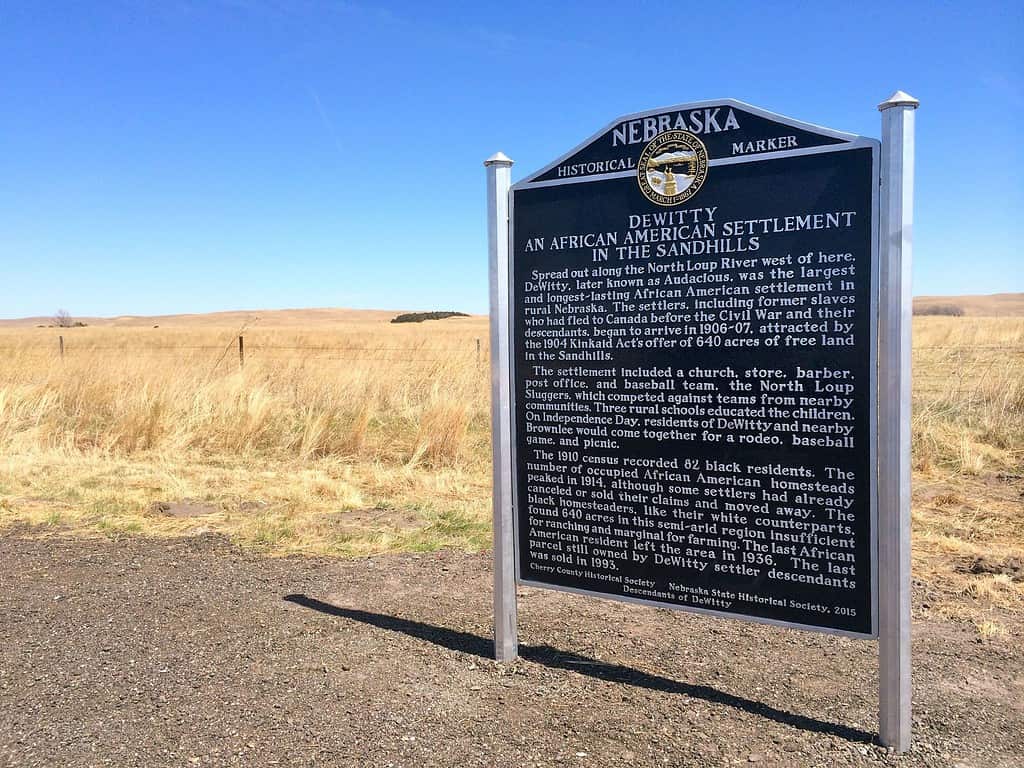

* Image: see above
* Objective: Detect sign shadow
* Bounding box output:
[283,593,875,744]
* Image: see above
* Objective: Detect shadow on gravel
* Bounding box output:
[283,594,874,744]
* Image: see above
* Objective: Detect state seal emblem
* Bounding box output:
[637,130,709,206]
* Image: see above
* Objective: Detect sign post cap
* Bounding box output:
[484,151,514,167]
[878,91,920,111]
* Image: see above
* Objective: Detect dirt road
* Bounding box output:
[0,532,1020,767]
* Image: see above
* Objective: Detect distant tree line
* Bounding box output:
[49,309,87,328]
[913,304,964,317]
[391,311,470,324]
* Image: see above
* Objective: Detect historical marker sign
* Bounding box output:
[507,100,879,636]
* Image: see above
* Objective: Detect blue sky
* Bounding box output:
[1,0,1020,318]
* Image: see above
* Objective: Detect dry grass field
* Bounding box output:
[0,307,1021,638]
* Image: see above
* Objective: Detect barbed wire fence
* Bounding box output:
[0,334,490,369]
[2,335,1021,377]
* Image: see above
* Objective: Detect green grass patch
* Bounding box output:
[95,516,143,538]
[86,496,135,517]
[251,515,297,548]
[399,507,490,553]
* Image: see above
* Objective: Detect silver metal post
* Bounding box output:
[877,90,918,752]
[485,151,518,662]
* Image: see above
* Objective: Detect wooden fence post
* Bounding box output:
[238,335,245,369]
[476,338,481,365]
[59,335,64,361]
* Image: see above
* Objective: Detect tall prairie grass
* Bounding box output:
[0,318,493,556]
[907,318,1024,629]
[3,316,1018,472]
[0,322,488,465]
[911,317,1024,474]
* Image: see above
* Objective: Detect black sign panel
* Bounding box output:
[509,100,878,636]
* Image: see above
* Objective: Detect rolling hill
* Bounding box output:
[0,307,483,329]
[1,293,1020,328]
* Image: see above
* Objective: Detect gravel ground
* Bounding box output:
[0,531,1021,768]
